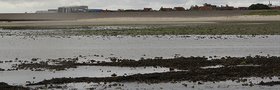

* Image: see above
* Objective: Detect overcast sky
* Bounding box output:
[0,0,279,13]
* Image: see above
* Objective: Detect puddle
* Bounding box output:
[201,65,224,69]
[236,64,261,67]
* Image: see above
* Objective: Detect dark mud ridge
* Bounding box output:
[0,82,29,90]
[19,56,280,85]
[258,81,280,86]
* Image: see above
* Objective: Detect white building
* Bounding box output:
[58,6,88,13]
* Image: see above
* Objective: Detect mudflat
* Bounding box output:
[1,10,280,90]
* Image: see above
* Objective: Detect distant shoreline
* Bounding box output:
[0,16,279,27]
[0,10,279,27]
[0,10,251,21]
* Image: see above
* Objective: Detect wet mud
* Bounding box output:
[17,56,280,86]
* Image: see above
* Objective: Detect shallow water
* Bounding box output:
[0,34,280,89]
[29,77,280,90]
[0,66,170,85]
[0,35,279,61]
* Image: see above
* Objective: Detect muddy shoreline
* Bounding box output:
[8,56,280,86]
[0,17,280,89]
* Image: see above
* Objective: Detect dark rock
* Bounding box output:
[258,81,280,86]
[111,73,117,77]
[0,82,29,90]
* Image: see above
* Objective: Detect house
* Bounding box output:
[160,7,173,11]
[124,9,143,12]
[143,8,153,11]
[190,3,218,10]
[58,6,88,13]
[36,10,57,13]
[219,5,235,10]
[238,7,249,10]
[268,2,280,10]
[174,7,186,11]
[271,6,280,10]
[88,9,104,12]
[200,3,218,10]
[36,9,58,13]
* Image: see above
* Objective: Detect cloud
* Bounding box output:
[0,0,279,13]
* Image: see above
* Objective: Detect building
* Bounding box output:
[174,7,186,11]
[160,7,173,11]
[58,6,88,13]
[190,3,218,10]
[36,9,58,13]
[238,7,249,10]
[219,5,234,10]
[88,9,104,12]
[36,11,57,13]
[143,8,153,11]
[190,5,200,10]
[124,9,143,12]
[117,9,125,12]
[200,3,218,10]
[268,1,280,10]
[271,6,280,10]
[190,3,237,10]
[48,9,58,12]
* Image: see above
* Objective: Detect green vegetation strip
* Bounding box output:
[246,10,280,15]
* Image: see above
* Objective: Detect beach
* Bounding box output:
[1,10,280,90]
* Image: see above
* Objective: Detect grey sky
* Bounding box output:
[0,0,279,13]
